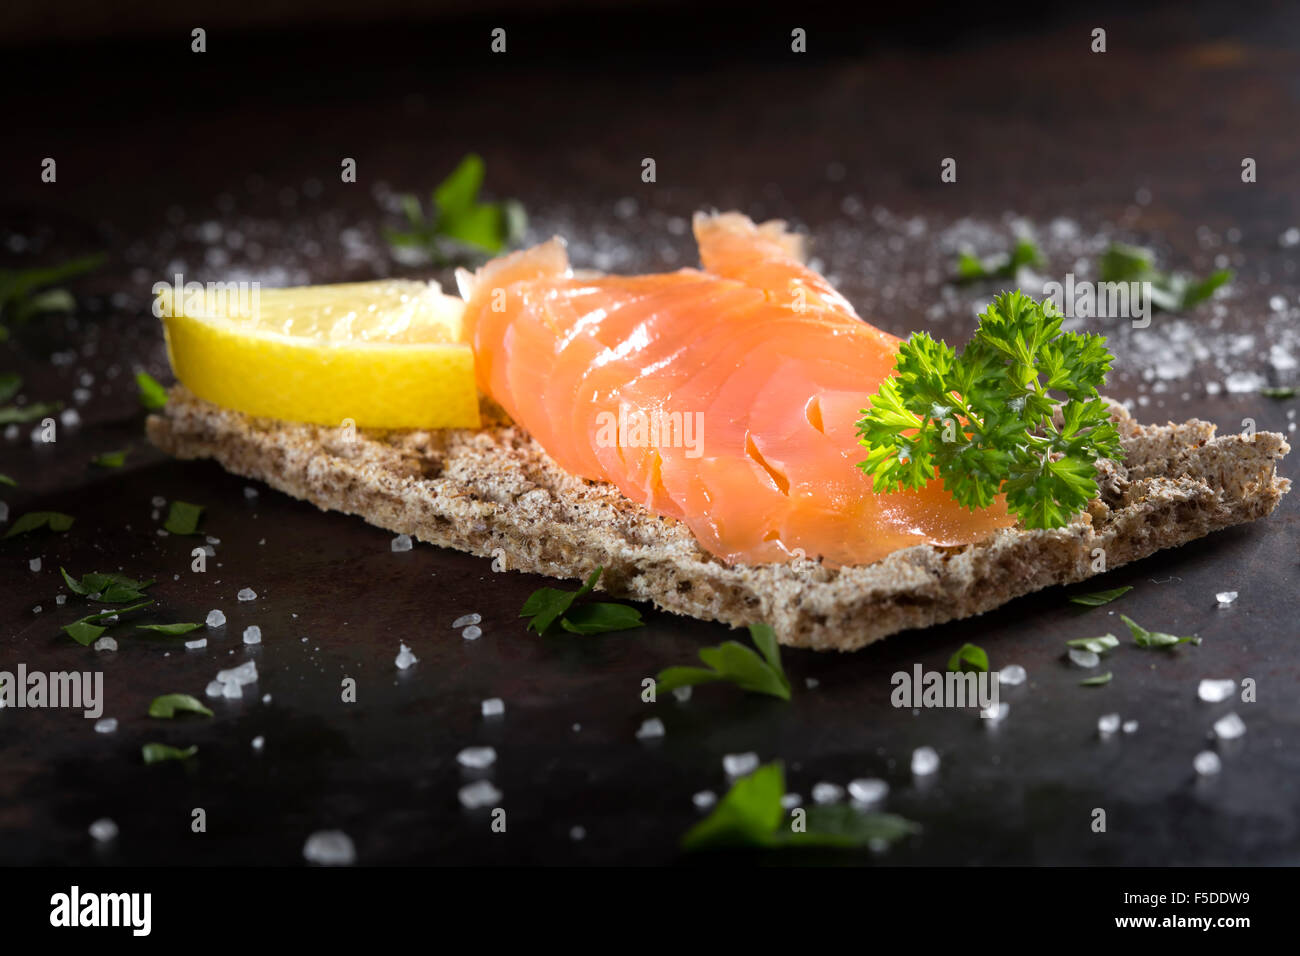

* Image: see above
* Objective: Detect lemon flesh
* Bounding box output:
[159,280,480,429]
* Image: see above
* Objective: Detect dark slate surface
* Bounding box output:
[1,3,1297,865]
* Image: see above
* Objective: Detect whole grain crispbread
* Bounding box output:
[148,386,1290,651]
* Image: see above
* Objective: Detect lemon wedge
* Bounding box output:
[158,279,479,429]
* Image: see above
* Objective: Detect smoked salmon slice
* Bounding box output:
[457,212,1016,567]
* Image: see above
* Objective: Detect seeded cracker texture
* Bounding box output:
[149,386,1290,651]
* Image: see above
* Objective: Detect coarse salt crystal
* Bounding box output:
[89,818,119,842]
[1122,720,1139,734]
[94,717,117,734]
[481,697,504,718]
[251,736,265,751]
[205,609,226,627]
[981,701,1010,723]
[461,625,482,641]
[911,746,940,776]
[692,790,717,810]
[672,685,692,703]
[395,643,418,669]
[1215,591,1238,607]
[237,588,257,602]
[303,830,355,866]
[848,778,889,805]
[452,613,481,628]
[1098,713,1121,735]
[458,779,502,810]
[812,782,844,804]
[780,793,802,811]
[1198,679,1236,703]
[1213,712,1246,740]
[391,533,413,552]
[242,625,261,645]
[29,557,41,572]
[93,637,117,652]
[723,752,759,777]
[1069,648,1101,669]
[636,717,665,740]
[457,746,497,769]
[998,664,1027,685]
[185,638,207,650]
[1194,751,1222,776]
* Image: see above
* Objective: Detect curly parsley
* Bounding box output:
[856,290,1123,530]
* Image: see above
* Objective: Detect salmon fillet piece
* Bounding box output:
[458,212,1016,566]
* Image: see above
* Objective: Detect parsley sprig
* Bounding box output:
[656,623,791,700]
[385,154,526,265]
[683,762,919,852]
[856,290,1123,530]
[1099,243,1231,312]
[520,566,644,635]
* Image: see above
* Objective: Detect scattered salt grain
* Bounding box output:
[1215,591,1238,607]
[243,486,259,500]
[981,701,1010,723]
[1069,648,1101,669]
[60,408,81,428]
[391,533,413,552]
[89,818,118,842]
[151,495,166,508]
[848,778,889,805]
[216,660,258,685]
[94,717,117,734]
[998,664,1027,685]
[911,746,940,776]
[205,681,224,698]
[723,752,760,778]
[692,790,717,810]
[242,625,262,645]
[262,694,272,704]
[1198,679,1236,703]
[636,717,665,740]
[1122,720,1139,734]
[452,613,481,628]
[303,830,355,866]
[29,557,41,572]
[237,588,257,602]
[93,637,117,652]
[671,685,692,703]
[251,736,265,751]
[1194,751,1222,776]
[481,697,505,718]
[395,643,418,670]
[185,638,207,650]
[461,625,482,641]
[812,782,844,804]
[1098,713,1121,735]
[458,779,502,809]
[569,825,586,841]
[55,594,66,606]
[457,746,497,769]
[780,792,803,810]
[205,609,226,628]
[805,677,820,689]
[32,605,41,614]
[1213,712,1246,740]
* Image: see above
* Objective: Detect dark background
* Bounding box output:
[0,0,1297,866]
